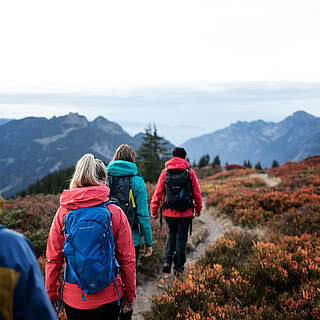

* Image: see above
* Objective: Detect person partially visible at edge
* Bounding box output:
[150,147,202,274]
[0,225,57,320]
[45,154,136,320]
[106,144,152,320]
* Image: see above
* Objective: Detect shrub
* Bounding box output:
[146,232,320,320]
[271,203,320,236]
[0,194,59,257]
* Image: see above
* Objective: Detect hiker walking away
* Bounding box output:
[0,226,57,320]
[46,154,135,320]
[151,147,202,274]
[106,144,152,320]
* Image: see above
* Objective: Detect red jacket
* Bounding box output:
[151,157,202,218]
[45,184,136,309]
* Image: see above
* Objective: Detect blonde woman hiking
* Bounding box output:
[46,154,136,320]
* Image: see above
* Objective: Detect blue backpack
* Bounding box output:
[57,201,120,313]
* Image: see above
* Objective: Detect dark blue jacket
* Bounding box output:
[0,226,57,320]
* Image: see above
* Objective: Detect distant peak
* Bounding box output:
[94,116,109,123]
[286,110,316,122]
[62,112,88,127]
[64,112,83,119]
[292,110,314,118]
[93,116,125,134]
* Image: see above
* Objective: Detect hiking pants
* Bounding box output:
[164,216,192,271]
[64,299,121,320]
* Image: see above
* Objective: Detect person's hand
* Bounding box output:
[121,299,134,313]
[145,246,152,257]
[195,211,201,217]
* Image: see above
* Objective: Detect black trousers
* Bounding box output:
[164,216,192,271]
[65,299,121,320]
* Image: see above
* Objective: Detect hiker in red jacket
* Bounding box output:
[46,154,136,320]
[151,147,202,274]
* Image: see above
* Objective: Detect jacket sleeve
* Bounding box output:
[0,229,57,320]
[112,206,136,303]
[45,206,65,301]
[134,178,153,247]
[150,169,166,216]
[20,237,58,320]
[190,169,203,214]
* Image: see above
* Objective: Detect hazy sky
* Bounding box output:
[1,1,320,144]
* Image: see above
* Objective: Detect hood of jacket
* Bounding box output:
[60,184,109,210]
[106,160,138,176]
[165,157,191,170]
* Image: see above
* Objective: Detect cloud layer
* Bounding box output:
[1,82,320,144]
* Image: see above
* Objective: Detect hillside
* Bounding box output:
[183,111,320,167]
[0,119,12,126]
[1,156,320,319]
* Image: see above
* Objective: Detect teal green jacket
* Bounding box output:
[106,160,153,248]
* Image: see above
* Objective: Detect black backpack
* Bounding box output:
[107,175,139,230]
[163,168,194,213]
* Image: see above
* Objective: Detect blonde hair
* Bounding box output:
[113,144,136,163]
[69,153,107,189]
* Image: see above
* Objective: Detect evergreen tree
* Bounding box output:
[198,154,210,168]
[272,159,280,168]
[243,160,252,168]
[136,124,170,183]
[212,155,221,167]
[255,162,262,170]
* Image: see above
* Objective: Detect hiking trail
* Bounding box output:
[250,173,281,187]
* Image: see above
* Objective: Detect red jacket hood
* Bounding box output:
[165,157,191,170]
[60,184,110,210]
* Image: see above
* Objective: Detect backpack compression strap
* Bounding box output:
[105,201,120,307]
[129,188,136,209]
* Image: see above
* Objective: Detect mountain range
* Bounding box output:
[0,113,162,198]
[1,110,320,198]
[183,111,320,167]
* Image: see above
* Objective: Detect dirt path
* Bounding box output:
[250,173,281,187]
[132,205,225,320]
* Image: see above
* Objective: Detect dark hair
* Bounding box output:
[172,147,187,159]
[113,144,136,163]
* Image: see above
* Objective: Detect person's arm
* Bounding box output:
[190,169,202,216]
[45,207,65,304]
[134,179,153,248]
[150,170,166,217]
[20,238,58,319]
[112,205,136,303]
[1,229,57,319]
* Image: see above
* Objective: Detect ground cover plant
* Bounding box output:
[146,156,320,319]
